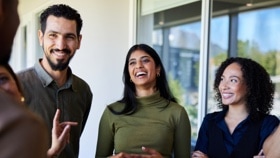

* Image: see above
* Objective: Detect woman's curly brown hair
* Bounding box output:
[214,57,274,120]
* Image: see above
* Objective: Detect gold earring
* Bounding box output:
[20,96,25,103]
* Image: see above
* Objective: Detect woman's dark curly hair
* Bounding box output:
[109,44,177,115]
[214,57,274,120]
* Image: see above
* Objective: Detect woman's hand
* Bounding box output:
[253,149,265,158]
[108,147,163,158]
[47,109,78,158]
[136,146,163,158]
[108,152,132,158]
[192,150,208,158]
[110,147,162,158]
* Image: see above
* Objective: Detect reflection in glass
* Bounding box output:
[153,24,200,139]
[152,15,229,139]
[208,16,229,112]
[138,0,280,148]
[237,6,280,116]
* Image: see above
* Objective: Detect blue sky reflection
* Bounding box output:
[238,7,280,52]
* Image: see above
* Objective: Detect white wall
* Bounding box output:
[12,0,136,157]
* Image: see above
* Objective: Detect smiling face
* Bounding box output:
[39,15,81,71]
[0,66,22,102]
[128,50,160,91]
[218,62,247,106]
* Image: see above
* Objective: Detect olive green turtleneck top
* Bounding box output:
[95,91,191,158]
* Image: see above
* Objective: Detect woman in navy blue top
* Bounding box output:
[192,57,279,158]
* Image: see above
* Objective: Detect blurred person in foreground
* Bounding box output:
[0,63,76,158]
[0,0,48,157]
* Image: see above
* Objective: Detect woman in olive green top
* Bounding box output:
[96,44,191,158]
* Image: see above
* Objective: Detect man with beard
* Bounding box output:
[17,4,93,158]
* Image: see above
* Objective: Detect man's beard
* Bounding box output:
[47,56,71,71]
[45,48,73,71]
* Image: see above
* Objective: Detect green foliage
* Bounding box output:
[238,40,250,58]
[237,40,279,76]
[212,53,227,66]
[168,74,185,104]
[168,74,198,138]
[193,61,199,87]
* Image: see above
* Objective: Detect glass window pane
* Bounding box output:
[167,22,201,139]
[138,1,203,144]
[153,23,201,139]
[237,6,280,116]
[137,0,280,150]
[208,16,229,112]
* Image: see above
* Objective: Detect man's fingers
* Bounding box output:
[53,109,61,124]
[53,109,78,127]
[59,124,71,140]
[60,121,78,127]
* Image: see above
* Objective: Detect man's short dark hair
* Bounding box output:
[40,4,83,35]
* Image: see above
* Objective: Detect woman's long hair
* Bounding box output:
[109,44,176,115]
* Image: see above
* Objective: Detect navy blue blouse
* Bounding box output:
[194,109,279,155]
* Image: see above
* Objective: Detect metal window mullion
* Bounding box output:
[228,13,238,57]
[197,0,212,131]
